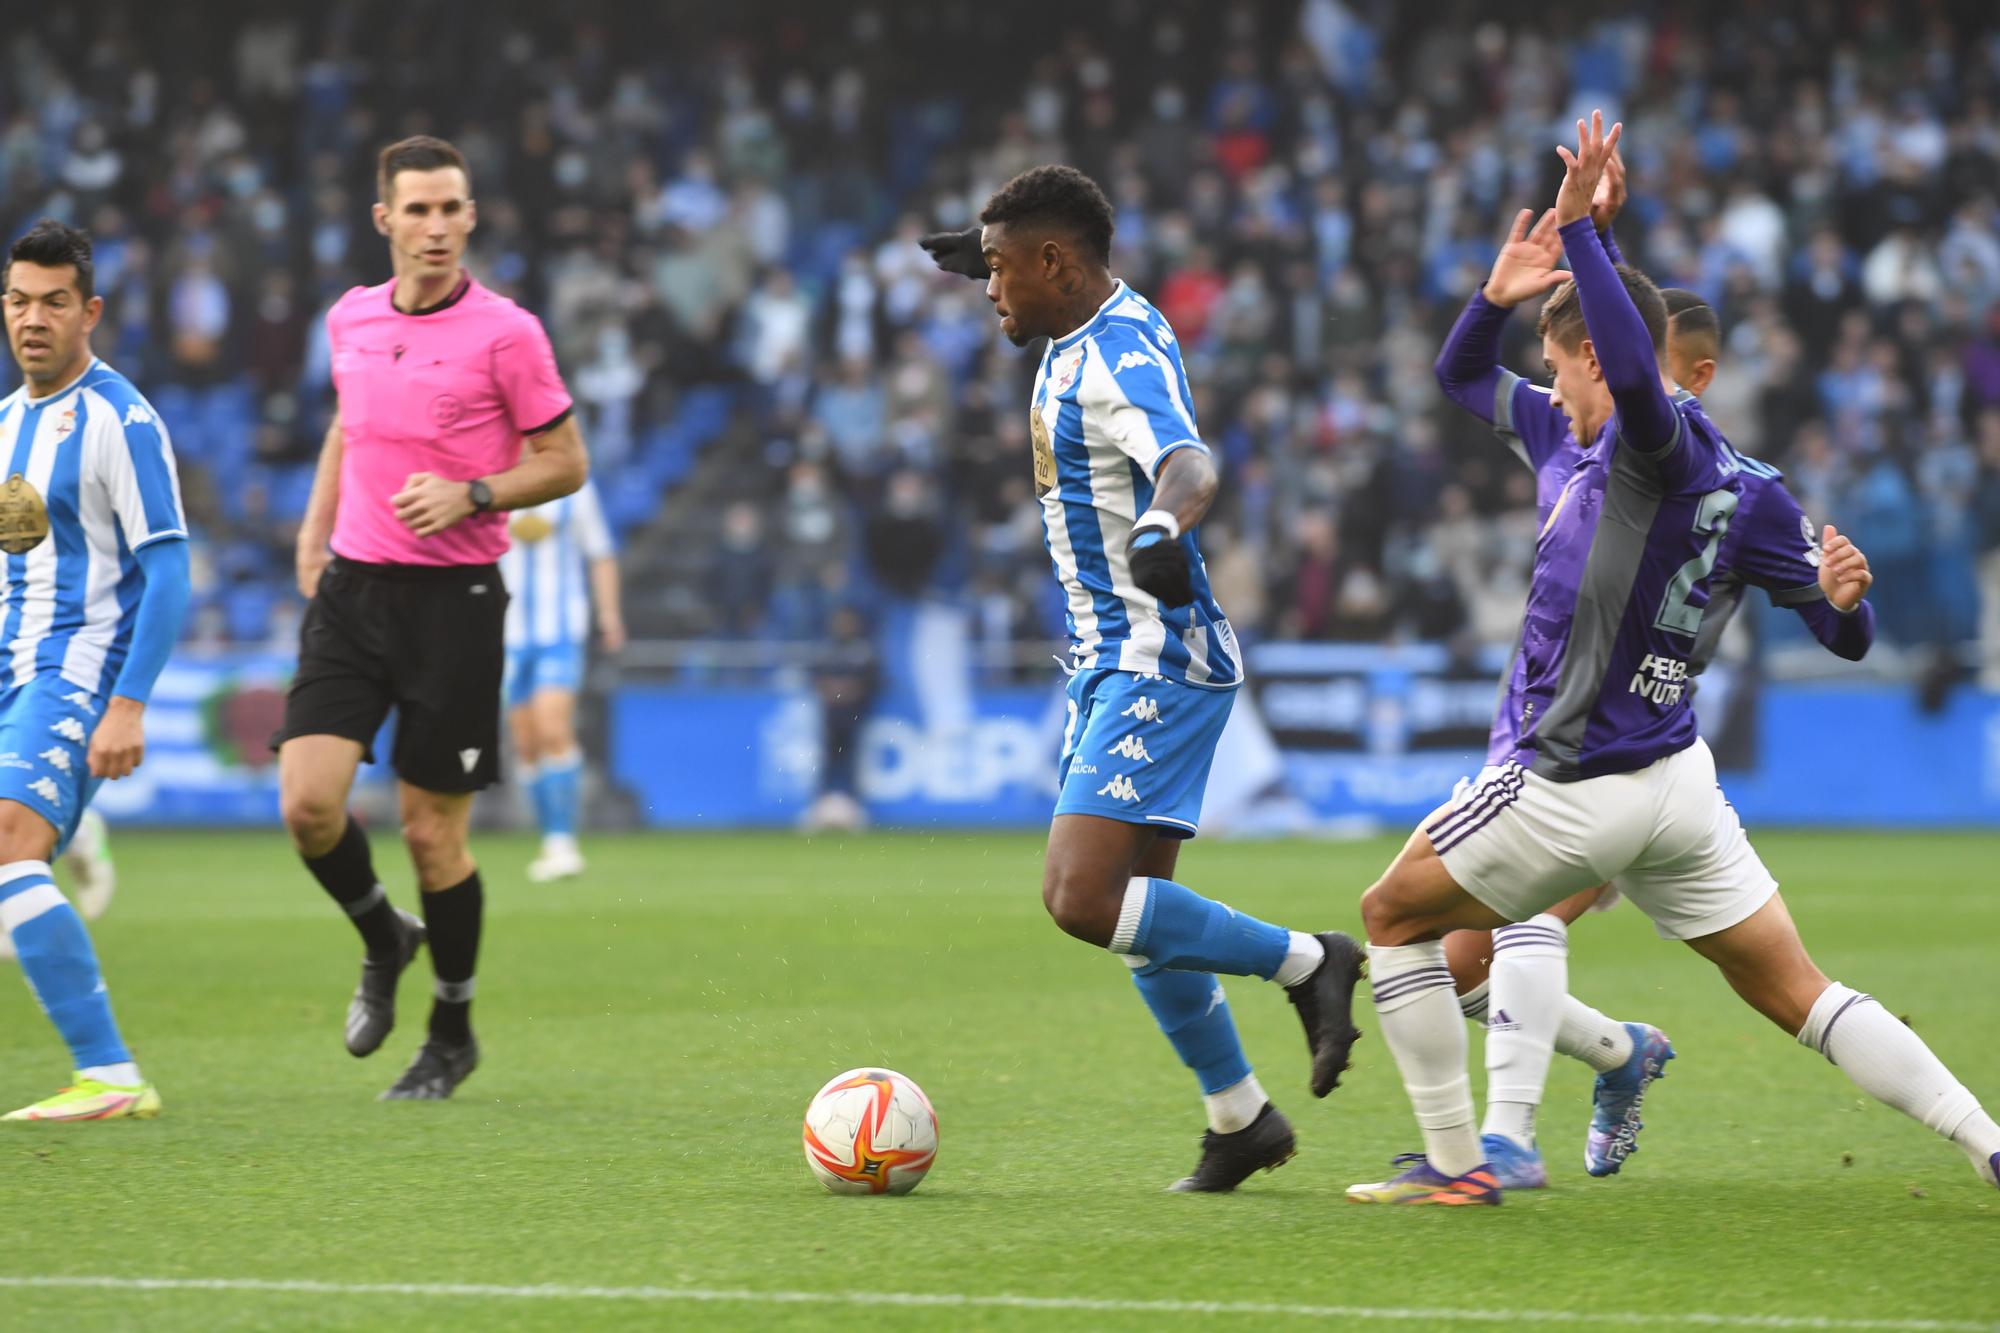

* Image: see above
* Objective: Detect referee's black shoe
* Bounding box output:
[1167,1103,1296,1192]
[1287,930,1367,1098]
[379,1038,480,1101]
[345,909,426,1058]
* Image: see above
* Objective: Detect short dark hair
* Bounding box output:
[979,165,1114,265]
[6,218,94,301]
[377,135,471,202]
[1660,287,1721,352]
[1536,264,1668,355]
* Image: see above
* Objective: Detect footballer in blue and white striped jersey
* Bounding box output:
[499,479,614,701]
[1031,281,1242,690]
[0,218,190,1120]
[0,357,186,701]
[497,477,622,883]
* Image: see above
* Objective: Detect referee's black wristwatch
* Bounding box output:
[467,479,495,513]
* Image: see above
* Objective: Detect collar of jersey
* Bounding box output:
[390,272,472,317]
[21,357,101,407]
[1047,279,1128,352]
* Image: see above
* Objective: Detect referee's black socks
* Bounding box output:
[305,818,404,960]
[422,870,483,1046]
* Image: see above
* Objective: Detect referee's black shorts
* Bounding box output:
[275,556,508,793]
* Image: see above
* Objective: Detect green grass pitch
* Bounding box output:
[2,829,1995,1331]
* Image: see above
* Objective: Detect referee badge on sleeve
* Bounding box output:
[0,474,50,555]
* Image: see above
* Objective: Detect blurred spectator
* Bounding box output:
[2,0,1994,673]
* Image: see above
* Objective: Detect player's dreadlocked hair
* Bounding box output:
[979,165,1115,265]
[1537,263,1668,355]
[1659,287,1720,357]
[6,218,94,300]
[377,135,472,203]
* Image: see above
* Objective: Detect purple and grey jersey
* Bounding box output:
[1436,220,1875,779]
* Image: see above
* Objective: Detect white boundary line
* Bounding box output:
[0,1276,1991,1331]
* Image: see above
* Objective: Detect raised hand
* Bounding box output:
[1555,109,1623,227]
[1818,524,1873,612]
[1481,207,1568,308]
[1589,147,1627,232]
[917,226,989,280]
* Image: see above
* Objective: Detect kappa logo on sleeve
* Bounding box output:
[1113,350,1152,374]
[123,403,153,427]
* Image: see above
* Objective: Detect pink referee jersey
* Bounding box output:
[327,273,573,567]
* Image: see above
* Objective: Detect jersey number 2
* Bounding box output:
[1654,487,1739,637]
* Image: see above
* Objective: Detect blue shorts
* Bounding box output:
[1054,668,1237,839]
[504,641,584,708]
[0,675,105,855]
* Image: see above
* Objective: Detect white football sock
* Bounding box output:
[1270,931,1324,988]
[79,1061,140,1086]
[1555,995,1635,1073]
[1204,1072,1268,1134]
[1369,941,1481,1176]
[1481,914,1567,1148]
[1799,982,2000,1171]
[1458,978,1490,1024]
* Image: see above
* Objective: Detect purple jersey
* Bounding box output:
[1435,223,1874,776]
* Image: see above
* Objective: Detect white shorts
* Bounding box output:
[1430,739,1776,941]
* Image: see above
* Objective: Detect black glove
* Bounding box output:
[1128,519,1194,608]
[917,226,988,280]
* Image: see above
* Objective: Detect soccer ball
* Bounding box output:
[801,1068,938,1196]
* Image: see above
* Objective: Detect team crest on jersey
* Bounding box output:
[53,408,75,438]
[0,473,50,555]
[1049,347,1084,396]
[431,394,466,427]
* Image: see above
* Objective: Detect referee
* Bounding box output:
[278,137,587,1100]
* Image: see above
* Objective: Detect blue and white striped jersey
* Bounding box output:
[500,480,614,649]
[0,358,187,697]
[1031,280,1241,688]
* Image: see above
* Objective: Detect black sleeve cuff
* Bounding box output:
[523,404,574,437]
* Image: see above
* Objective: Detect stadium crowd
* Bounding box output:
[3,0,1998,676]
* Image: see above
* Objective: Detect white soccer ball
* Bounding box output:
[801,1067,938,1196]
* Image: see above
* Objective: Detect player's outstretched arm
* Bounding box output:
[1127,448,1218,610]
[918,226,988,280]
[1555,112,1677,453]
[1436,209,1565,424]
[297,412,342,599]
[90,537,191,780]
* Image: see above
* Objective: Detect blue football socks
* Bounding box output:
[1129,960,1252,1094]
[1,861,131,1069]
[540,751,582,839]
[1110,876,1290,979]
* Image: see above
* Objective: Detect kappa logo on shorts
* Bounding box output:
[38,747,70,775]
[459,748,481,774]
[27,776,58,805]
[61,690,97,715]
[50,717,86,743]
[1096,774,1141,802]
[1119,697,1161,723]
[1108,734,1155,764]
